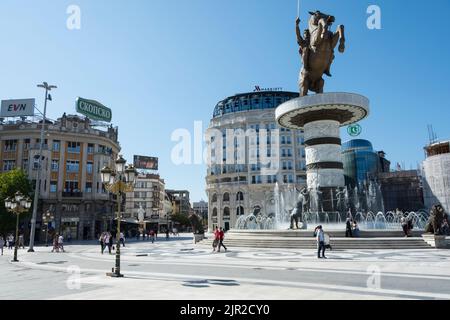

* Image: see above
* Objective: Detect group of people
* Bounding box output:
[345,219,360,238]
[0,234,25,254]
[51,234,65,252]
[136,230,158,242]
[212,227,227,253]
[99,231,118,254]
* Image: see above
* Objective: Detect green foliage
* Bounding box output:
[0,169,33,235]
[189,213,205,234]
[170,213,191,227]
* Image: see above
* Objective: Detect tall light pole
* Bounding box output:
[28,82,57,252]
[4,192,32,262]
[101,155,136,278]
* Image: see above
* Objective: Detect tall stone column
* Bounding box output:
[276,92,369,212]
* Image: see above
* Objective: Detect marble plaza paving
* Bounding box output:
[1,233,450,300]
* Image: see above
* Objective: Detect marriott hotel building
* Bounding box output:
[206,91,306,231]
[0,114,120,240]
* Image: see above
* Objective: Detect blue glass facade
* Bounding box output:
[342,139,379,187]
[213,91,299,118]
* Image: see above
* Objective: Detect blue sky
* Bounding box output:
[1,0,449,202]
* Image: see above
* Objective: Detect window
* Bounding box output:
[3,160,15,171]
[223,193,230,202]
[64,181,79,193]
[50,182,57,193]
[52,140,60,152]
[22,159,28,170]
[252,176,256,184]
[4,140,17,152]
[67,141,80,153]
[236,192,244,201]
[85,182,92,193]
[66,160,80,173]
[23,139,30,150]
[223,207,230,217]
[87,144,94,154]
[212,194,217,203]
[86,162,93,174]
[50,160,58,172]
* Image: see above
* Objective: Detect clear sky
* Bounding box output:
[1,0,449,203]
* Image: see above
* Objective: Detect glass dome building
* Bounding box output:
[341,139,379,187]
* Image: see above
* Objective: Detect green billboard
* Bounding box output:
[76,97,112,122]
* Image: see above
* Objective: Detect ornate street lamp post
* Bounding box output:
[42,211,55,247]
[4,192,32,262]
[101,155,136,278]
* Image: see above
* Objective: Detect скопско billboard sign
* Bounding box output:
[76,97,112,122]
[134,155,158,170]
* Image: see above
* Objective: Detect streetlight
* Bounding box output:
[29,82,57,252]
[41,211,55,247]
[4,192,32,262]
[101,155,137,278]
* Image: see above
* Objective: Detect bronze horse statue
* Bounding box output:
[296,10,346,96]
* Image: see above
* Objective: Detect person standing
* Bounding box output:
[166,228,169,241]
[316,225,326,259]
[352,221,360,238]
[119,232,125,247]
[58,234,65,252]
[105,232,112,254]
[18,234,25,249]
[0,236,4,256]
[345,218,353,238]
[401,217,408,237]
[217,227,227,252]
[8,234,14,250]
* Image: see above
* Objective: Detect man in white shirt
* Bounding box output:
[58,235,65,252]
[316,225,326,259]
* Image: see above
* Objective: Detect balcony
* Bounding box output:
[62,191,83,198]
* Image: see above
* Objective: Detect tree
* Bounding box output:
[189,213,204,234]
[0,169,33,235]
[170,213,191,229]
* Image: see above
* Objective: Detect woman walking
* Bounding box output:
[0,236,4,256]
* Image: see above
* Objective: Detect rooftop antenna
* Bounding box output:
[427,124,438,144]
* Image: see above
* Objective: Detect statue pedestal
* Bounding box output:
[422,234,449,248]
[276,93,369,211]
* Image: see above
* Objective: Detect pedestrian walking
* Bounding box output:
[99,233,106,254]
[217,227,227,252]
[0,236,4,256]
[212,226,220,252]
[407,218,414,237]
[149,229,155,243]
[58,234,65,252]
[166,228,169,241]
[345,218,353,238]
[51,234,59,252]
[316,225,327,259]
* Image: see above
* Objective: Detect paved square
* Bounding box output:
[1,234,450,300]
